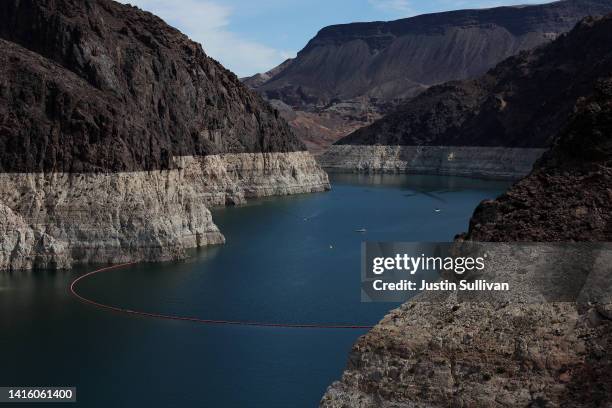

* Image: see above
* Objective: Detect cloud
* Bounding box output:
[116,0,294,77]
[368,0,414,16]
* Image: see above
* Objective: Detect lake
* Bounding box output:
[0,174,510,407]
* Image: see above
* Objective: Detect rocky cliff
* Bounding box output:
[336,14,612,148]
[247,0,612,152]
[320,76,612,408]
[464,79,612,242]
[318,146,547,179]
[321,15,612,177]
[0,0,329,271]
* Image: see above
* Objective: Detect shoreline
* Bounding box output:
[318,145,547,181]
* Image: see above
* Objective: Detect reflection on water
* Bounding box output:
[0,173,510,408]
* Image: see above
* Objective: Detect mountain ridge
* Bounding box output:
[334,14,612,148]
[245,0,612,153]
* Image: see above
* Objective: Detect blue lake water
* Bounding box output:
[0,174,510,407]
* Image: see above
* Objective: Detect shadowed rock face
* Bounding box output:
[247,0,612,152]
[463,78,612,242]
[259,0,612,106]
[337,15,612,149]
[0,0,304,173]
[321,26,612,408]
[0,0,330,271]
[321,79,612,408]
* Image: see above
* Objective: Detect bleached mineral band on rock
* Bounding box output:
[318,145,548,180]
[0,151,329,271]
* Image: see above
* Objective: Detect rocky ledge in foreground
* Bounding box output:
[0,0,329,271]
[320,77,612,407]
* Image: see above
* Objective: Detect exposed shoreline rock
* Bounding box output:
[246,0,612,153]
[321,300,610,408]
[0,0,331,271]
[318,145,547,180]
[320,50,612,408]
[0,152,329,271]
[334,15,612,151]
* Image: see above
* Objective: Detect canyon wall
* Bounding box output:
[0,0,329,271]
[322,15,612,177]
[319,146,547,180]
[320,63,612,408]
[245,0,612,151]
[0,152,329,271]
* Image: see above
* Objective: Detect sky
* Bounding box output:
[117,0,550,77]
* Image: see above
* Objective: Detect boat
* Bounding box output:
[355,228,367,233]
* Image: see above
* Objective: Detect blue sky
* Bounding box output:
[117,0,549,77]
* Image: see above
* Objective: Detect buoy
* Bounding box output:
[69,263,373,330]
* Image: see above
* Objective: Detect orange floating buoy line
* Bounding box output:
[69,263,374,330]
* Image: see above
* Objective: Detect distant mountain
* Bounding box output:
[242,58,294,89]
[245,0,612,153]
[335,14,612,148]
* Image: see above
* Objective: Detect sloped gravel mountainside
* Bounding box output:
[321,30,612,408]
[0,0,329,270]
[337,15,612,149]
[247,0,612,152]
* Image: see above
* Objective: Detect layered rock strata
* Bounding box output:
[319,146,547,180]
[0,0,329,270]
[247,0,612,151]
[0,152,328,271]
[320,64,612,408]
[326,15,612,176]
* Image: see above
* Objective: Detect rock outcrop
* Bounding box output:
[336,14,612,149]
[0,0,329,270]
[320,52,612,408]
[247,0,612,152]
[0,152,327,269]
[463,79,612,242]
[321,14,612,177]
[0,202,71,271]
[318,146,547,180]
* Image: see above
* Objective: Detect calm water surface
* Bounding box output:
[0,174,510,407]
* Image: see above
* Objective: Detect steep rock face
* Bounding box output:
[337,15,612,149]
[0,203,71,271]
[318,145,547,179]
[248,0,612,151]
[0,0,304,173]
[320,79,612,408]
[0,152,327,268]
[464,79,612,241]
[0,0,329,270]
